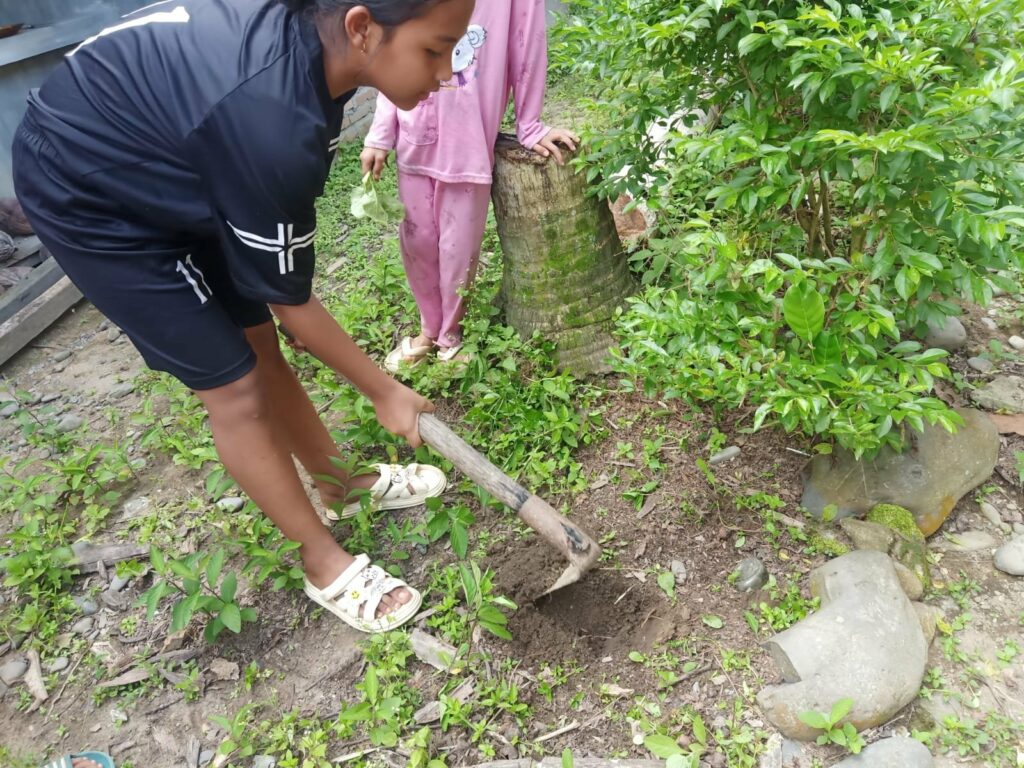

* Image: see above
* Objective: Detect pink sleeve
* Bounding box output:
[508,0,550,149]
[363,91,399,150]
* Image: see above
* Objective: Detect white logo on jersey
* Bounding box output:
[227,222,316,275]
[69,5,190,57]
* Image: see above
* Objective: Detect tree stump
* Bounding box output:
[491,134,636,375]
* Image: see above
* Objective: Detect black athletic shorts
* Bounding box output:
[13,117,271,391]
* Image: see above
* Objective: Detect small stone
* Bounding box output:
[106,328,121,342]
[121,496,151,519]
[209,658,240,681]
[709,445,741,465]
[109,574,131,593]
[252,756,277,768]
[40,393,60,404]
[216,496,245,513]
[934,529,999,552]
[73,596,99,616]
[1014,523,1024,536]
[109,382,135,399]
[923,316,967,352]
[53,364,67,374]
[110,707,129,725]
[670,559,687,583]
[734,557,768,592]
[979,501,1003,529]
[840,518,895,552]
[1009,335,1024,351]
[981,316,999,331]
[98,319,110,331]
[0,657,28,685]
[56,414,84,433]
[994,536,1024,576]
[72,617,95,635]
[53,350,72,362]
[0,402,18,418]
[967,356,994,373]
[199,750,215,767]
[46,657,70,674]
[972,375,1024,413]
[892,561,924,601]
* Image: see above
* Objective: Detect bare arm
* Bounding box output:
[270,298,432,447]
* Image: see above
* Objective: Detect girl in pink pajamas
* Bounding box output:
[361,0,579,370]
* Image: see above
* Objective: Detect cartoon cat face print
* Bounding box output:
[451,24,487,74]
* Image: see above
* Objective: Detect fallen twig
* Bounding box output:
[535,720,580,744]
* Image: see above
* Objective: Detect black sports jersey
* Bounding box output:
[22,0,351,305]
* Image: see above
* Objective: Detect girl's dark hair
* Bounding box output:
[278,0,445,26]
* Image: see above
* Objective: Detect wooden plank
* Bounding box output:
[0,254,62,325]
[0,274,81,366]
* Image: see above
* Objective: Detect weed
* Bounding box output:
[798,698,865,754]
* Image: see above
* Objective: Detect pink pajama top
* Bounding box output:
[364,0,551,185]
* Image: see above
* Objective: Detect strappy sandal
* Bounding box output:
[384,336,434,373]
[326,462,447,521]
[304,554,422,633]
[42,753,115,768]
[436,344,470,367]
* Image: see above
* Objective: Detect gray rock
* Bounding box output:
[1009,335,1024,351]
[216,496,245,513]
[109,383,135,399]
[46,657,70,674]
[0,402,18,418]
[979,501,1003,528]
[199,750,215,767]
[923,316,967,352]
[981,316,999,331]
[109,574,131,593]
[56,414,84,433]
[670,559,687,583]
[40,393,60,404]
[106,327,121,342]
[802,408,998,535]
[933,529,998,552]
[53,350,72,363]
[892,560,924,601]
[915,603,944,646]
[0,657,28,685]
[994,535,1024,576]
[972,375,1024,413]
[252,756,277,768]
[71,617,95,635]
[121,496,151,519]
[110,707,129,725]
[839,519,894,552]
[73,596,99,616]
[967,356,994,373]
[833,736,933,767]
[756,551,928,740]
[734,557,768,592]
[1014,523,1024,536]
[709,446,741,465]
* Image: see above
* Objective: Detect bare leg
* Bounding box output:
[245,324,384,511]
[193,354,410,614]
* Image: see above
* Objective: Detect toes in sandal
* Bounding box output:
[43,753,115,768]
[384,336,434,374]
[305,554,422,633]
[328,462,446,521]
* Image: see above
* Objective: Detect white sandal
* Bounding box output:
[436,344,469,365]
[326,462,447,521]
[304,554,422,633]
[384,336,434,373]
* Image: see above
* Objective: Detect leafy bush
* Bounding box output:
[555,0,1024,455]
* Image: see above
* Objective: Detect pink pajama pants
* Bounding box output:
[397,173,491,349]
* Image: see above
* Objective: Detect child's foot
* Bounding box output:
[384,335,434,373]
[436,344,470,366]
[304,552,423,632]
[305,550,411,618]
[321,463,447,521]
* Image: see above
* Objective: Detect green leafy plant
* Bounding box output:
[555,0,1024,456]
[140,546,256,643]
[458,562,517,641]
[798,698,865,753]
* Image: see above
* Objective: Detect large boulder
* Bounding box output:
[756,551,928,740]
[801,408,998,535]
